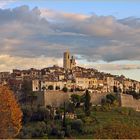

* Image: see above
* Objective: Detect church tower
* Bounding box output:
[70,56,76,69]
[63,50,76,70]
[63,50,70,70]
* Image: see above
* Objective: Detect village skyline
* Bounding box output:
[0,50,139,83]
[0,0,139,81]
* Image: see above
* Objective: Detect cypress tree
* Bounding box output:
[84,90,91,116]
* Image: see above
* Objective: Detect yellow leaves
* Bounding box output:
[0,85,22,139]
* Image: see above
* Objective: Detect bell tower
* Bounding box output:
[63,50,70,70]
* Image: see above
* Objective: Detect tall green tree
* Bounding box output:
[84,90,91,116]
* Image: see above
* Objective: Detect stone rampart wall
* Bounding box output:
[36,91,140,111]
[120,94,140,111]
[36,91,108,107]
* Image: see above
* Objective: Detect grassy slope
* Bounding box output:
[73,107,140,139]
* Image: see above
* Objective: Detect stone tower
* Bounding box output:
[63,50,70,70]
[63,50,76,70]
[70,56,76,69]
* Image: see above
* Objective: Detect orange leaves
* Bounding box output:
[0,86,22,139]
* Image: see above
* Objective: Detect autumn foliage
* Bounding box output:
[0,86,22,139]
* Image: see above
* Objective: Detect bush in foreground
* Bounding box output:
[71,119,83,133]
[18,121,46,138]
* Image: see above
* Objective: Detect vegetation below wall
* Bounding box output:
[17,92,140,139]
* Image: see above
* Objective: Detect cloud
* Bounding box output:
[41,9,134,37]
[0,55,63,71]
[96,64,140,71]
[0,5,140,72]
[0,0,16,8]
[76,59,140,71]
[40,9,140,62]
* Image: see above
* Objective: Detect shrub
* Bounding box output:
[77,112,85,119]
[126,90,140,99]
[22,105,33,123]
[75,87,80,91]
[18,121,47,138]
[32,122,46,137]
[31,107,50,121]
[71,119,83,133]
[22,106,50,122]
[57,130,65,139]
[82,126,94,135]
[66,102,75,113]
[70,88,74,92]
[82,116,97,125]
[106,93,118,104]
[18,126,32,138]
[70,94,81,107]
[65,125,72,137]
[51,127,59,136]
[48,85,54,90]
[62,87,68,92]
[75,108,85,119]
[92,105,102,112]
[101,93,119,107]
[55,86,60,90]
[101,105,111,112]
[101,98,106,106]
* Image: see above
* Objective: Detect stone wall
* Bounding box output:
[119,93,140,111]
[36,91,140,111]
[36,91,108,107]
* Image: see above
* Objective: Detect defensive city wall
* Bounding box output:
[36,91,140,111]
[119,93,140,111]
[36,91,108,107]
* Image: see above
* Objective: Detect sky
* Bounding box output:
[0,0,140,81]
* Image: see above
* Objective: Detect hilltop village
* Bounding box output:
[1,51,140,139]
[0,51,140,94]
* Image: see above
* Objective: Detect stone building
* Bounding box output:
[105,76,114,93]
[12,68,41,80]
[75,77,98,89]
[0,72,10,85]
[32,79,68,91]
[32,79,41,91]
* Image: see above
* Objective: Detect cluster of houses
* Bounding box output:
[0,65,139,95]
[0,51,139,95]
